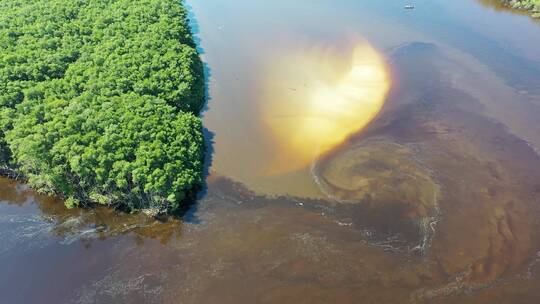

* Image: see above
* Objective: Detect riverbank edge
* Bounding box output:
[498,0,540,17]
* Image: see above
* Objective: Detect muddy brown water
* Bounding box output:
[2,0,540,303]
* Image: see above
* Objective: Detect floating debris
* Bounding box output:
[141,208,161,218]
[405,5,415,9]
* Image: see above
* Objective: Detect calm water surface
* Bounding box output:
[2,0,540,303]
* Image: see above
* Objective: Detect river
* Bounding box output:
[1,0,540,303]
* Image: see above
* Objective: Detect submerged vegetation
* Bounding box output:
[0,0,205,213]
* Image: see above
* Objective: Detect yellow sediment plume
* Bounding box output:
[260,40,391,174]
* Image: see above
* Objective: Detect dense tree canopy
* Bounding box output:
[0,0,205,212]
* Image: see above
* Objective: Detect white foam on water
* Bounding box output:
[0,214,56,256]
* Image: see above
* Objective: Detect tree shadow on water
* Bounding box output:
[179,2,215,224]
[174,128,214,224]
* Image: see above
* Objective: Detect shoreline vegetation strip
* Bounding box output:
[0,0,205,213]
[498,0,540,17]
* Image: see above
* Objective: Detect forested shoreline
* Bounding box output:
[0,0,205,213]
[498,0,540,17]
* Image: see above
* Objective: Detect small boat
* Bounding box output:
[404,5,415,9]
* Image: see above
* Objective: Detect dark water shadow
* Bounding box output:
[181,1,215,224]
[185,1,213,115]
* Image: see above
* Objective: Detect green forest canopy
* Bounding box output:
[0,0,205,212]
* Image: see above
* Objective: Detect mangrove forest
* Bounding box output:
[0,0,205,213]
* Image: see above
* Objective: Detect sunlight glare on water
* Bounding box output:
[261,40,391,174]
